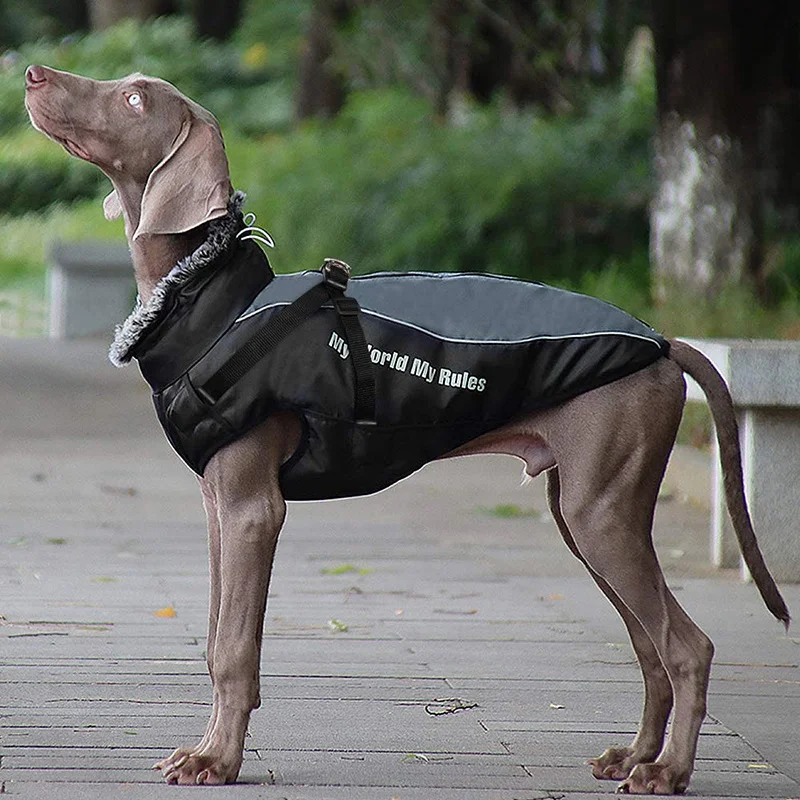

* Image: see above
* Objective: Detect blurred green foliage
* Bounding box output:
[0,16,299,136]
[0,128,104,214]
[236,82,654,287]
[1,8,798,340]
[1,15,656,292]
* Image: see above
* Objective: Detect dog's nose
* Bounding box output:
[25,65,48,88]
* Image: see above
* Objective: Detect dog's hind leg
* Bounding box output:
[562,495,713,794]
[547,467,673,780]
[545,363,714,795]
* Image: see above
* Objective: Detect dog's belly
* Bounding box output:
[442,425,556,479]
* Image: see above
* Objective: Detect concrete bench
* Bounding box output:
[680,338,800,583]
[48,240,135,339]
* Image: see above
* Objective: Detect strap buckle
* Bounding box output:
[321,258,351,292]
[331,295,359,317]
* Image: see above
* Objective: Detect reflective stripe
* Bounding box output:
[237,301,663,350]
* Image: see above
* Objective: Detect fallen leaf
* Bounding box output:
[47,537,67,545]
[328,618,348,632]
[402,753,429,762]
[91,576,117,583]
[321,563,371,576]
[747,763,773,770]
[425,698,478,716]
[154,606,177,618]
[99,484,138,497]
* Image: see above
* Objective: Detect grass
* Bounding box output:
[649,285,800,341]
[478,504,541,519]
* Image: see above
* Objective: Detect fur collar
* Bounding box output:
[109,191,246,367]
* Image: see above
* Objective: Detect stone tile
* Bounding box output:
[2,339,800,799]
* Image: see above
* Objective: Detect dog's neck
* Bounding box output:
[112,178,208,302]
[109,192,247,368]
[130,230,208,302]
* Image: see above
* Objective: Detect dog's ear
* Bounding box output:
[133,114,231,240]
[103,189,122,220]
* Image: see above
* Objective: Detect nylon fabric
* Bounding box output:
[126,215,669,501]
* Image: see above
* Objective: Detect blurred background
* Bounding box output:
[1,0,800,350]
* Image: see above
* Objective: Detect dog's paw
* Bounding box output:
[616,762,687,795]
[153,747,193,773]
[589,746,636,780]
[160,752,240,785]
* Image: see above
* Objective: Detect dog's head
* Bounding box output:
[25,65,231,240]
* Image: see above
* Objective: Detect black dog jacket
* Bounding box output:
[111,196,669,501]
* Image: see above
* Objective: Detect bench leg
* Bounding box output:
[714,407,800,582]
[738,408,800,583]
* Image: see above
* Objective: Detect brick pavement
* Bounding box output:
[1,339,798,799]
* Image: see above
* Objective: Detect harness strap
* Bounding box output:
[330,293,377,424]
[320,259,376,425]
[197,259,376,425]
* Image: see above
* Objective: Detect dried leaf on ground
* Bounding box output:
[425,698,478,715]
[321,563,371,576]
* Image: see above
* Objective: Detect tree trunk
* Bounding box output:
[650,113,759,298]
[650,0,786,298]
[295,0,352,121]
[190,0,241,41]
[37,0,91,36]
[431,0,470,119]
[87,0,166,30]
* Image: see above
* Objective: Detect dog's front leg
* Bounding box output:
[155,416,297,785]
[154,478,224,776]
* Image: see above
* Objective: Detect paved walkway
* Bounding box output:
[1,339,798,799]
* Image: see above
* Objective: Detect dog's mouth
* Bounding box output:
[26,98,94,163]
[35,123,93,162]
[54,135,92,161]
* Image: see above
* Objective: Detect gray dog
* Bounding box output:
[25,65,789,794]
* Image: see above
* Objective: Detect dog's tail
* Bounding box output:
[669,339,790,629]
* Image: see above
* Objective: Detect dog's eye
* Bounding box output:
[126,92,142,109]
